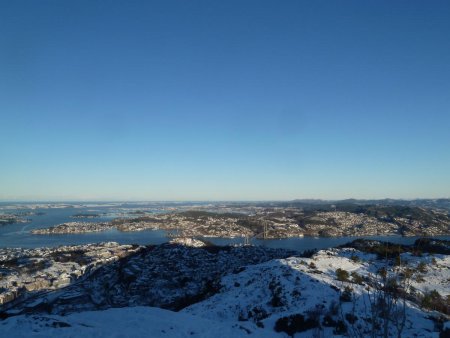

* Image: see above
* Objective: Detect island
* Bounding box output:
[71,213,101,219]
[31,222,114,234]
[0,214,30,226]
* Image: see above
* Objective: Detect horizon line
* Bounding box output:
[0,197,449,204]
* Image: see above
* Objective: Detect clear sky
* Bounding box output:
[1,1,449,201]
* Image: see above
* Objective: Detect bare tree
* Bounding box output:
[339,253,414,338]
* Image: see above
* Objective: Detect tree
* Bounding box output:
[336,268,350,282]
[340,257,413,338]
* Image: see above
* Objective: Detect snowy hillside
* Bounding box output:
[184,248,449,337]
[1,240,449,337]
[0,306,274,338]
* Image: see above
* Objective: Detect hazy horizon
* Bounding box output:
[1,196,449,203]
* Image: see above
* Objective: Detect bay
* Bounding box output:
[1,203,448,251]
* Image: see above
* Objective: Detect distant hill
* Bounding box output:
[281,198,450,211]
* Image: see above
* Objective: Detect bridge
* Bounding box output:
[166,220,270,245]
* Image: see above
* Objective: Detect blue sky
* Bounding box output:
[1,1,449,201]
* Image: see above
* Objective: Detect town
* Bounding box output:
[30,203,450,239]
[0,242,140,306]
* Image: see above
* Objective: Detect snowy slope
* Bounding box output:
[1,247,448,338]
[0,306,274,338]
[401,252,450,296]
[183,248,448,337]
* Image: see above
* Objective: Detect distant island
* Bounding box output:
[71,213,101,219]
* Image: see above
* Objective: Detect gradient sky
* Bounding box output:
[1,1,449,201]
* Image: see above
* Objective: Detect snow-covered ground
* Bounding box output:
[0,306,274,338]
[169,237,207,247]
[183,248,448,337]
[1,246,449,337]
[401,252,450,296]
